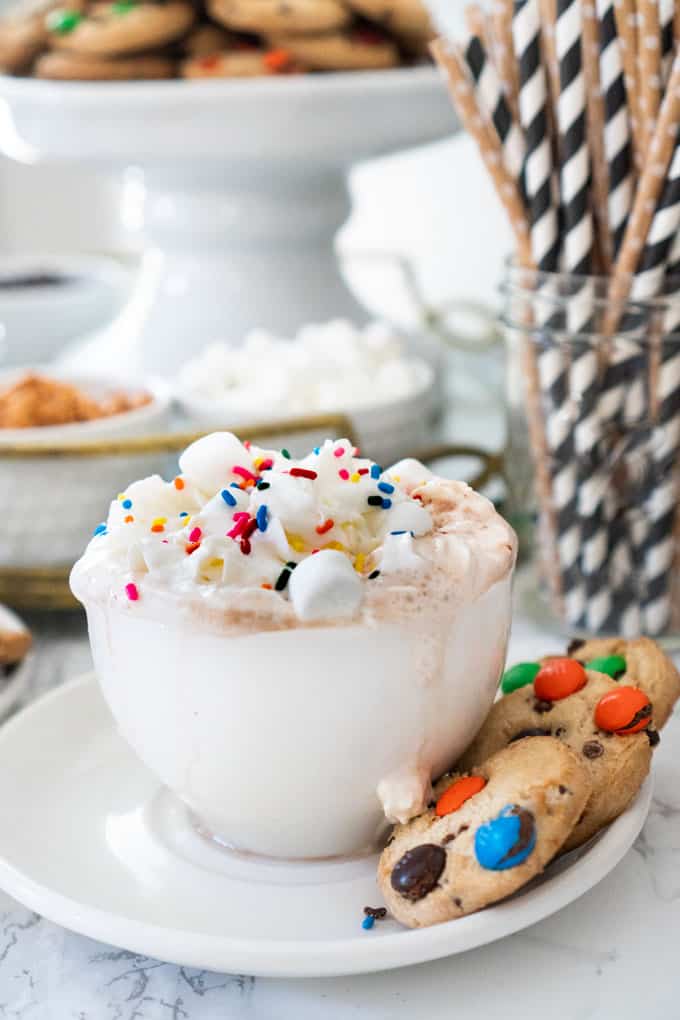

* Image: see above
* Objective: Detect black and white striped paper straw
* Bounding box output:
[660,0,674,86]
[596,0,634,258]
[642,231,680,632]
[555,0,596,626]
[462,31,526,187]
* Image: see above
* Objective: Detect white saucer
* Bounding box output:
[0,676,652,979]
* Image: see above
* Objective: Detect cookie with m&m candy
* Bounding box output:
[566,636,680,729]
[378,738,590,928]
[458,667,656,852]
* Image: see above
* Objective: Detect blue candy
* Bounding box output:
[474,805,536,871]
[361,915,375,930]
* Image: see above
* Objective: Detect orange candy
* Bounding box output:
[435,775,487,817]
[594,686,652,735]
[534,658,587,701]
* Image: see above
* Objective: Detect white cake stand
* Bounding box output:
[0,69,455,373]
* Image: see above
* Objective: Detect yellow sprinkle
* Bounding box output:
[209,558,224,568]
[152,517,167,527]
[287,533,306,553]
[354,553,366,573]
[392,475,400,482]
[350,473,361,483]
[324,541,347,552]
[117,493,125,501]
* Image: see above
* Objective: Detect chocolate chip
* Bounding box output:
[509,727,551,742]
[567,637,585,656]
[442,833,456,845]
[558,784,569,794]
[534,699,554,714]
[582,740,604,759]
[646,728,660,747]
[363,906,387,919]
[453,897,463,908]
[391,844,446,902]
[458,824,470,834]
[555,726,567,738]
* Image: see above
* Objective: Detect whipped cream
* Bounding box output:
[70,432,517,627]
[176,320,431,418]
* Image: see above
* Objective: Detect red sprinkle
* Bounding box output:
[242,518,258,540]
[334,447,345,458]
[186,541,201,555]
[227,517,249,539]
[358,468,369,475]
[316,519,334,535]
[289,468,318,480]
[339,469,350,480]
[240,537,252,555]
[189,527,202,543]
[125,583,139,602]
[259,458,274,471]
[233,465,258,483]
[174,477,185,490]
[244,440,251,449]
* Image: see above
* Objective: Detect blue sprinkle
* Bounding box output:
[179,511,189,518]
[362,915,375,930]
[313,446,320,455]
[121,498,133,510]
[370,464,381,479]
[256,505,269,532]
[230,482,241,489]
[378,482,395,494]
[390,530,407,535]
[221,488,237,507]
[93,523,107,536]
[381,499,392,510]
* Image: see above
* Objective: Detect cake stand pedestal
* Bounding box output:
[0,68,455,374]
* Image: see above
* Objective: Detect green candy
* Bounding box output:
[501,661,541,695]
[46,8,83,33]
[111,0,138,13]
[585,655,627,679]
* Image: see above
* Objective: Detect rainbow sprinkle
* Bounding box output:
[125,582,139,601]
[174,477,185,491]
[221,488,237,507]
[93,523,107,537]
[256,505,269,532]
[289,468,317,480]
[189,527,202,543]
[370,465,381,479]
[233,465,258,483]
[334,447,345,458]
[338,469,350,481]
[378,482,394,494]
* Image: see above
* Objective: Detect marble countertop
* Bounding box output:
[0,607,678,1019]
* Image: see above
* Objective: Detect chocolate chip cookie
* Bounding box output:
[378,737,591,928]
[266,27,399,71]
[458,659,654,851]
[0,605,32,669]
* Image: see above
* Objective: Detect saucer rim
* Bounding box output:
[0,675,653,979]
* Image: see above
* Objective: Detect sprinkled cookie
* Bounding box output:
[181,46,299,77]
[566,636,680,729]
[181,23,237,57]
[46,2,195,56]
[378,738,591,928]
[207,0,350,36]
[345,0,433,40]
[459,660,655,851]
[266,27,399,71]
[35,49,175,77]
[0,605,32,669]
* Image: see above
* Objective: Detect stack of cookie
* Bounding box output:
[379,637,680,928]
[0,0,434,80]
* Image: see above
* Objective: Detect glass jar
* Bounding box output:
[500,262,680,644]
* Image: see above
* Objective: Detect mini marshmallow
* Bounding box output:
[384,499,432,537]
[288,549,362,622]
[379,532,424,574]
[179,432,250,494]
[386,458,434,492]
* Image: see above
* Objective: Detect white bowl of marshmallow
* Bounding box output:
[174,319,437,465]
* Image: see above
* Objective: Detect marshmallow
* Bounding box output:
[387,458,434,492]
[288,550,362,622]
[179,432,250,494]
[379,532,425,574]
[384,500,432,537]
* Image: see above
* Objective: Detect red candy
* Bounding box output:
[594,686,652,735]
[533,658,587,701]
[435,775,487,817]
